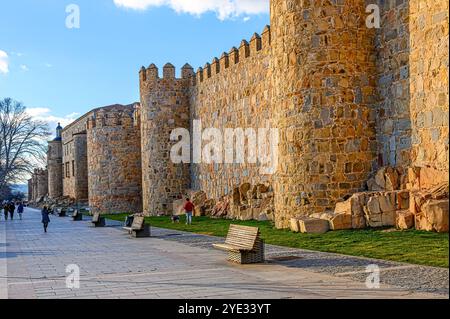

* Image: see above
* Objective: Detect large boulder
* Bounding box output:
[368,166,401,191]
[363,193,396,227]
[334,193,367,229]
[415,199,449,233]
[290,218,300,233]
[329,212,352,230]
[298,217,330,234]
[396,210,415,230]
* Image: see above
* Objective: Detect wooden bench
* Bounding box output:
[72,209,82,221]
[57,208,66,217]
[122,215,150,238]
[213,224,264,264]
[91,212,106,227]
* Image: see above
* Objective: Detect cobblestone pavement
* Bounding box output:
[0,208,447,299]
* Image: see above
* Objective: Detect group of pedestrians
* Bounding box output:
[1,201,24,221]
[1,200,50,233]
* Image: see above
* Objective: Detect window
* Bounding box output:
[72,160,75,177]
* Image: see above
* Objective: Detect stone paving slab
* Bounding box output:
[0,208,447,299]
[151,228,449,296]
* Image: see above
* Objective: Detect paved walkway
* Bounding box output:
[0,207,447,299]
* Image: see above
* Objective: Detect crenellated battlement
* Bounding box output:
[86,104,140,130]
[193,25,271,85]
[139,62,194,83]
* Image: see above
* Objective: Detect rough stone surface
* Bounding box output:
[416,199,449,233]
[140,65,191,215]
[298,218,330,234]
[396,210,415,230]
[86,105,142,214]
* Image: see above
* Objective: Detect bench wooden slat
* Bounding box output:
[131,216,145,230]
[92,212,100,223]
[213,243,252,252]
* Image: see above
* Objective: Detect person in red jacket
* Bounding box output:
[183,198,194,225]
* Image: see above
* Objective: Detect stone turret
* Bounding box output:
[270,0,378,228]
[139,63,192,215]
[86,104,142,214]
[47,123,63,199]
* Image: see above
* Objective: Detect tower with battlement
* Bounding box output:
[139,63,192,214]
[47,123,63,199]
[86,104,143,214]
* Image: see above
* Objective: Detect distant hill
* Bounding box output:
[10,184,28,194]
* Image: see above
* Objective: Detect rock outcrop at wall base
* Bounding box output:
[396,210,415,230]
[410,182,449,233]
[288,166,449,234]
[171,183,274,222]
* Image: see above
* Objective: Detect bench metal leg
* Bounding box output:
[131,225,151,238]
[93,217,106,227]
[227,240,265,264]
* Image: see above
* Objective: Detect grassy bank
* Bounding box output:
[105,213,449,268]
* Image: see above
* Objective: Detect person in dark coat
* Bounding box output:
[41,206,50,233]
[17,203,24,220]
[2,203,8,220]
[9,202,15,220]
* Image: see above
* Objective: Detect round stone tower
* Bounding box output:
[36,168,48,200]
[86,104,143,214]
[271,0,378,228]
[47,123,63,199]
[139,63,193,215]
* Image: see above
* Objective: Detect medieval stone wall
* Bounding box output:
[409,0,449,171]
[41,0,448,229]
[33,168,48,200]
[375,0,412,168]
[270,0,378,228]
[86,104,143,214]
[189,27,273,200]
[139,64,192,215]
[62,115,90,202]
[47,139,63,199]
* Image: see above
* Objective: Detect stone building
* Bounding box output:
[47,123,63,199]
[61,113,90,203]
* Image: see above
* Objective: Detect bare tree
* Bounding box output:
[0,98,50,192]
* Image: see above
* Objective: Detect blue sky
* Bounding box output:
[0,0,269,129]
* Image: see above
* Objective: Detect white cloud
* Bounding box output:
[26,107,78,137]
[44,63,53,68]
[0,50,9,74]
[113,0,269,20]
[20,65,29,72]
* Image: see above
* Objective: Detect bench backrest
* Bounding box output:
[92,212,100,223]
[225,224,260,250]
[131,216,145,230]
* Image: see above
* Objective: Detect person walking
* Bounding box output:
[41,206,50,233]
[183,198,195,225]
[3,202,9,220]
[17,203,24,220]
[8,202,15,220]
